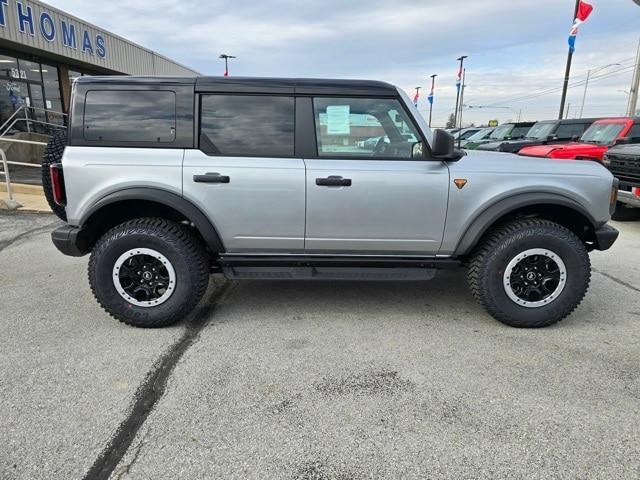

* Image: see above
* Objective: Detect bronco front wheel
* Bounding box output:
[467,219,591,328]
[88,218,210,328]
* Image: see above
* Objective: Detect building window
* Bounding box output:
[83,90,177,143]
[199,95,295,157]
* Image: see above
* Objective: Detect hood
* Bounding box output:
[519,142,604,158]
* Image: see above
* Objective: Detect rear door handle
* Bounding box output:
[316,176,352,187]
[193,172,230,184]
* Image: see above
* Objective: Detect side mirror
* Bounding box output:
[431,129,455,157]
[546,135,558,142]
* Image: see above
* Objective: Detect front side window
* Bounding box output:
[84,90,176,143]
[581,123,625,145]
[510,125,532,139]
[627,124,640,140]
[313,97,421,159]
[555,123,587,139]
[199,95,294,157]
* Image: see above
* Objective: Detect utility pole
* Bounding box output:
[219,54,236,76]
[559,0,581,120]
[428,74,437,128]
[627,37,640,116]
[579,69,591,118]
[453,55,467,127]
[457,68,466,148]
[579,63,620,118]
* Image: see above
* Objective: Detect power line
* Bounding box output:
[482,64,636,106]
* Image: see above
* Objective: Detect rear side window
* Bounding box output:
[199,95,295,157]
[84,90,176,143]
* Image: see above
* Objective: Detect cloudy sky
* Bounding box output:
[48,0,640,126]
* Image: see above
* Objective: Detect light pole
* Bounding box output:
[428,74,437,128]
[453,55,468,127]
[579,63,620,118]
[219,54,236,76]
[457,68,467,147]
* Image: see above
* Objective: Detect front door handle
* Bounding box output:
[316,176,352,187]
[193,172,230,184]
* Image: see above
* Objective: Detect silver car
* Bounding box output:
[45,76,619,329]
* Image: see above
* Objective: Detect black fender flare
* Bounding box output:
[453,192,599,255]
[80,187,225,253]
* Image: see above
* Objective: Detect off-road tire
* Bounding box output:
[88,218,210,328]
[611,202,640,222]
[41,129,68,221]
[467,219,591,328]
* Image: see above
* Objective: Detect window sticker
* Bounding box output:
[326,105,350,135]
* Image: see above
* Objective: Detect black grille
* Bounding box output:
[607,153,640,186]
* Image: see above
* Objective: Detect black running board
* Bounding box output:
[217,255,461,281]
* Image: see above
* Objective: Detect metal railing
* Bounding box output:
[0,105,67,137]
[0,136,51,205]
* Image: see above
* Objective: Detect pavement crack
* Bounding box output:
[594,268,640,293]
[82,280,231,480]
[111,427,151,480]
[0,222,58,254]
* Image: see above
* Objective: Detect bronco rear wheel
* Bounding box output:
[89,218,210,328]
[467,218,591,328]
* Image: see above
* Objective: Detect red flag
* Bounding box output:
[576,1,594,23]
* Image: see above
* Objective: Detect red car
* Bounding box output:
[519,117,640,161]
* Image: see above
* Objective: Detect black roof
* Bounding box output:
[76,76,399,96]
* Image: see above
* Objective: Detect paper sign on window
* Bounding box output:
[326,105,350,135]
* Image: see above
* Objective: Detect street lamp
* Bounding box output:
[219,54,236,77]
[579,63,621,117]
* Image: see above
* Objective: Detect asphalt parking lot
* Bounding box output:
[1,212,639,480]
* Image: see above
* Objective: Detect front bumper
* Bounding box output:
[592,224,619,251]
[618,190,640,208]
[51,224,91,257]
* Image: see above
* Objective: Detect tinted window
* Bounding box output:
[199,95,294,157]
[525,122,555,139]
[627,124,640,141]
[313,97,421,159]
[510,125,532,138]
[555,123,588,139]
[84,90,176,143]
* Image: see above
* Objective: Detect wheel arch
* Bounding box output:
[79,188,225,253]
[454,193,599,256]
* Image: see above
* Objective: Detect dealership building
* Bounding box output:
[0,0,199,127]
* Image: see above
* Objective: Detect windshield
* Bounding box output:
[489,125,513,140]
[525,122,556,140]
[456,129,479,140]
[580,123,625,144]
[467,128,493,141]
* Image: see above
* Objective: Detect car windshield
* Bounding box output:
[456,129,479,140]
[580,123,625,144]
[466,128,493,141]
[525,122,556,140]
[489,125,513,140]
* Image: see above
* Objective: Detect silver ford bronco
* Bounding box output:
[45,76,619,328]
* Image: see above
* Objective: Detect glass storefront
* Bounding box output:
[0,50,95,132]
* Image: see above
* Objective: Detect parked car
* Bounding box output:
[455,127,481,139]
[519,117,640,161]
[459,127,495,148]
[464,122,535,150]
[603,143,640,221]
[46,76,618,329]
[476,118,598,153]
